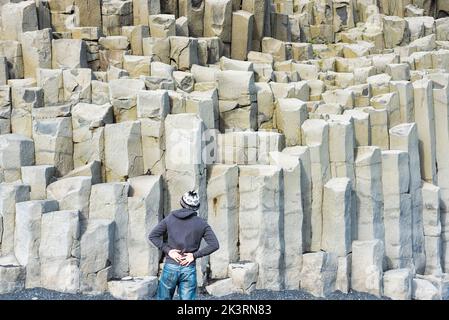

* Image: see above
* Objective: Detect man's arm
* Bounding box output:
[193,224,220,259]
[148,219,172,255]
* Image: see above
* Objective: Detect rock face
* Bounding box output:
[108,276,158,300]
[14,200,59,288]
[0,183,30,256]
[207,164,239,279]
[47,176,92,226]
[89,182,130,279]
[0,0,448,300]
[127,175,162,277]
[383,269,412,300]
[0,134,35,182]
[0,256,26,294]
[239,165,283,290]
[300,252,338,297]
[351,240,384,297]
[39,210,80,293]
[228,262,258,294]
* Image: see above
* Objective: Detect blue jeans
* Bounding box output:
[157,263,197,300]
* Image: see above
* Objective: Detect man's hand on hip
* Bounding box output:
[168,249,183,263]
[180,253,195,266]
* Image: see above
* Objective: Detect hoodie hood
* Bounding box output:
[172,208,197,219]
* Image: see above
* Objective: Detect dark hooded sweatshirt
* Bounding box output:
[148,208,219,265]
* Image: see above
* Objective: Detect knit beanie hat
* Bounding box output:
[180,190,200,211]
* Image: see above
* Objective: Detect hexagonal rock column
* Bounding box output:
[241,0,269,51]
[422,183,443,276]
[104,121,144,182]
[228,262,258,294]
[72,102,114,181]
[351,240,384,297]
[216,131,258,165]
[413,78,437,185]
[231,10,254,61]
[133,0,160,26]
[257,132,284,165]
[80,219,115,294]
[178,0,204,37]
[46,176,92,228]
[327,117,355,183]
[301,119,330,251]
[39,210,81,293]
[383,269,413,300]
[1,1,38,41]
[390,123,426,274]
[32,117,73,177]
[165,114,207,218]
[207,164,239,279]
[217,70,257,131]
[0,256,26,294]
[52,39,88,69]
[300,252,338,298]
[362,107,389,150]
[354,146,384,242]
[382,150,413,269]
[0,184,30,256]
[169,36,198,71]
[204,0,232,43]
[137,89,169,176]
[109,79,146,122]
[63,68,93,104]
[14,200,59,288]
[322,178,352,257]
[127,175,163,277]
[89,182,130,279]
[429,74,449,213]
[20,28,52,79]
[282,146,312,252]
[269,151,303,290]
[206,278,237,297]
[36,68,63,105]
[108,276,158,300]
[274,98,308,147]
[0,134,34,182]
[101,0,133,37]
[21,165,55,200]
[239,165,283,290]
[11,87,44,138]
[412,278,440,300]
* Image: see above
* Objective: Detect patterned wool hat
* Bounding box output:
[180,190,200,211]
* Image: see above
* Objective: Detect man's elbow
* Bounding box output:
[148,234,157,247]
[212,242,220,253]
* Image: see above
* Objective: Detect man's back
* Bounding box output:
[165,208,207,258]
[149,208,219,266]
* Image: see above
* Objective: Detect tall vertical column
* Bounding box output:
[390,123,426,273]
[239,165,283,290]
[382,150,413,269]
[301,119,330,251]
[413,78,437,185]
[165,114,207,218]
[422,182,443,276]
[282,146,312,253]
[354,146,384,242]
[269,151,303,290]
[207,164,239,279]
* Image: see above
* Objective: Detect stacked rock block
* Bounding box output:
[0,0,449,300]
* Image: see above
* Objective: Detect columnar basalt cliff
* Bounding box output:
[0,0,449,300]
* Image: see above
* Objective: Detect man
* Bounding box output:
[149,190,219,300]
